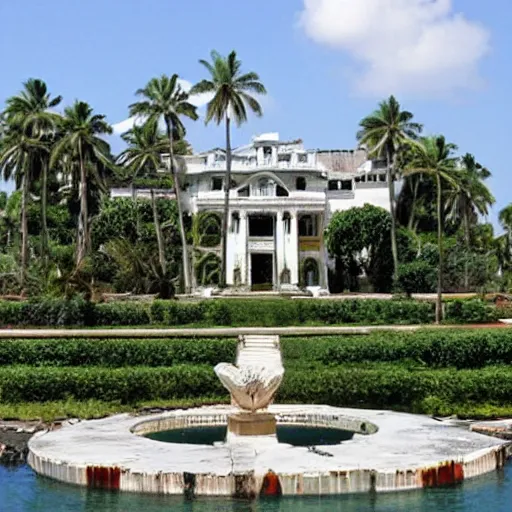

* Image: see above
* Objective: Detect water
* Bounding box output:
[1,464,511,512]
[146,425,354,446]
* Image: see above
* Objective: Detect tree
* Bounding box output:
[2,79,62,267]
[129,74,198,294]
[404,136,460,322]
[325,204,395,292]
[0,127,47,285]
[117,119,168,200]
[446,153,495,289]
[50,101,113,267]
[191,50,266,288]
[357,96,422,282]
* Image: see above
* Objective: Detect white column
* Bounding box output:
[275,210,284,287]
[288,211,300,285]
[257,147,264,166]
[271,146,278,167]
[239,211,248,286]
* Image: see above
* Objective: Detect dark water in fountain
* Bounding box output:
[1,463,511,511]
[146,425,354,446]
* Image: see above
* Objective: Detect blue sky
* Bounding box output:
[1,0,510,229]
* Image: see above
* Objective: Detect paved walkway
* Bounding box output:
[0,323,509,338]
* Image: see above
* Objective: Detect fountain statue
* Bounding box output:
[214,335,284,437]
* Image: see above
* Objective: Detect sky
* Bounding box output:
[0,0,510,229]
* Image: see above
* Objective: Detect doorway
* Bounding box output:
[251,253,274,290]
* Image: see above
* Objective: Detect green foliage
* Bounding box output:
[0,338,236,367]
[325,204,394,292]
[445,299,499,324]
[192,212,222,247]
[0,365,223,404]
[397,261,436,295]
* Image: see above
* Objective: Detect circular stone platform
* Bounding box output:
[28,405,511,497]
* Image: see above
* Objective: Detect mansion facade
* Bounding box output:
[112,133,391,292]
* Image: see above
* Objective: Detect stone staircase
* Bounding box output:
[236,335,283,370]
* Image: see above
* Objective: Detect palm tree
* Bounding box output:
[404,136,460,323]
[0,127,47,285]
[2,79,62,266]
[117,119,168,199]
[117,119,170,276]
[50,101,113,267]
[446,153,495,289]
[129,74,198,294]
[191,50,267,288]
[357,96,422,281]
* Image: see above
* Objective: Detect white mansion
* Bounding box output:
[112,133,391,292]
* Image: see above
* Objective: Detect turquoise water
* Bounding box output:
[146,425,354,446]
[1,464,511,511]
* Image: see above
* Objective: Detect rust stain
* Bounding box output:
[421,461,464,488]
[183,472,195,499]
[86,466,120,490]
[260,470,282,497]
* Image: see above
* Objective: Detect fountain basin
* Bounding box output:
[28,405,511,497]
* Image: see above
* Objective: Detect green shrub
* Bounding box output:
[0,338,236,367]
[397,261,436,296]
[445,299,498,324]
[94,302,151,326]
[0,365,223,403]
[283,329,512,370]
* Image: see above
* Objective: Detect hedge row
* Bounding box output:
[0,297,498,327]
[3,329,512,369]
[283,330,512,369]
[2,364,512,410]
[0,338,237,367]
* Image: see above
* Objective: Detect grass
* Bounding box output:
[0,397,229,423]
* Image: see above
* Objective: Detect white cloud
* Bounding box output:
[112,79,214,135]
[299,0,491,97]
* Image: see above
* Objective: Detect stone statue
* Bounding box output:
[214,335,284,415]
[214,363,284,412]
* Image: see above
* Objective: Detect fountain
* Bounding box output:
[27,335,512,498]
[215,335,284,440]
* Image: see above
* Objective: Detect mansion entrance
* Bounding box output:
[250,253,274,291]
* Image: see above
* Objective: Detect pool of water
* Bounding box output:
[1,464,511,511]
[145,425,354,446]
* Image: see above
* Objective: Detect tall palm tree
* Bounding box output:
[0,127,47,285]
[191,50,267,288]
[446,153,495,289]
[2,79,62,266]
[117,119,168,198]
[129,74,198,294]
[50,101,113,267]
[404,136,460,323]
[357,96,422,281]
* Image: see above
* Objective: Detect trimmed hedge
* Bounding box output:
[0,365,223,403]
[1,329,511,370]
[282,330,512,370]
[0,297,443,327]
[3,364,512,411]
[0,338,236,367]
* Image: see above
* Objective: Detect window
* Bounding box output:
[278,154,291,162]
[231,212,240,234]
[211,177,223,191]
[249,215,274,237]
[283,212,291,235]
[254,178,275,196]
[328,180,339,191]
[298,154,308,164]
[298,214,318,237]
[296,177,307,191]
[379,174,386,182]
[341,180,353,191]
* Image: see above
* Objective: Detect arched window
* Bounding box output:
[303,258,320,287]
